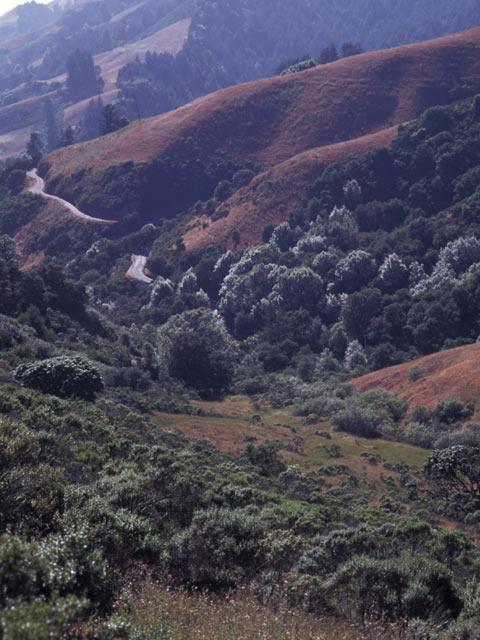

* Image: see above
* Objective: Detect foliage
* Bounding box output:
[66,49,104,102]
[423,446,480,502]
[157,309,237,399]
[14,355,104,401]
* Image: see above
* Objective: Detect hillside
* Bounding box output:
[0,0,194,157]
[352,342,480,411]
[38,26,480,242]
[0,0,479,167]
[0,16,191,158]
[6,16,480,637]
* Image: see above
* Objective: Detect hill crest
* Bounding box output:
[38,26,480,248]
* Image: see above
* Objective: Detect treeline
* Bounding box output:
[116,0,480,120]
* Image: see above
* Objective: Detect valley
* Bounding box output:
[3,2,480,639]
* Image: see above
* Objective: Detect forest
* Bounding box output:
[115,0,480,120]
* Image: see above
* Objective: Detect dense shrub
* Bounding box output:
[14,356,104,401]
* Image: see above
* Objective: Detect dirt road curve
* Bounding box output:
[127,254,153,284]
[26,169,115,224]
[26,169,153,283]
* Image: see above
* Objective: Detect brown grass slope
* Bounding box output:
[40,26,480,243]
[351,342,480,410]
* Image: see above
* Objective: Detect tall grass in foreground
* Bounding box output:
[119,579,405,640]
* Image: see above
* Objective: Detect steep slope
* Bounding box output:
[39,27,480,240]
[351,343,480,410]
[183,126,400,250]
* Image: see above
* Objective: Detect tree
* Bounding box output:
[66,50,104,102]
[99,104,129,136]
[14,356,104,401]
[59,125,76,148]
[379,253,409,292]
[157,309,237,399]
[78,98,103,141]
[341,41,363,57]
[344,339,368,370]
[423,446,480,500]
[318,44,338,64]
[341,288,382,340]
[26,132,43,166]
[334,250,376,293]
[43,98,57,152]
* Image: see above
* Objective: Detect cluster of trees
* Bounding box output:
[277,41,363,75]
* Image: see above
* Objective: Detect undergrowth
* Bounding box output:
[117,578,406,640]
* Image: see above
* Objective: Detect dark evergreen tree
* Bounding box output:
[65,49,104,102]
[99,104,129,136]
[78,97,103,141]
[341,41,363,57]
[26,132,43,166]
[43,98,57,152]
[318,44,338,64]
[59,125,76,147]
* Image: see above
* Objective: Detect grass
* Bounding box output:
[150,394,435,516]
[118,578,406,640]
[152,395,430,489]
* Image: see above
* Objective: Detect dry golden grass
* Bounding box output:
[42,26,480,251]
[119,579,405,640]
[352,342,480,412]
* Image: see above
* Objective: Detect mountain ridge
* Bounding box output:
[37,26,480,249]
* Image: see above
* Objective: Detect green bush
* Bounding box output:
[1,594,87,640]
[331,404,382,438]
[14,356,104,401]
[325,555,461,623]
[433,397,474,426]
[169,506,265,590]
[408,365,426,382]
[405,422,436,448]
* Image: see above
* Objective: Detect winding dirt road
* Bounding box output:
[26,169,153,284]
[26,169,115,224]
[127,255,153,284]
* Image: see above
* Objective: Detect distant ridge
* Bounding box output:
[39,26,480,249]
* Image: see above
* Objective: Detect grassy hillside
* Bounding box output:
[38,27,480,236]
[352,342,480,410]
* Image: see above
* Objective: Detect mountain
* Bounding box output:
[0,0,480,163]
[0,0,194,157]
[37,26,480,248]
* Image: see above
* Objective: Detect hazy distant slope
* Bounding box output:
[114,0,480,120]
[0,0,193,159]
[41,26,480,234]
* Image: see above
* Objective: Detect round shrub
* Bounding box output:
[14,356,104,401]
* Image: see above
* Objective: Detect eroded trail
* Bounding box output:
[127,254,153,284]
[26,169,115,224]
